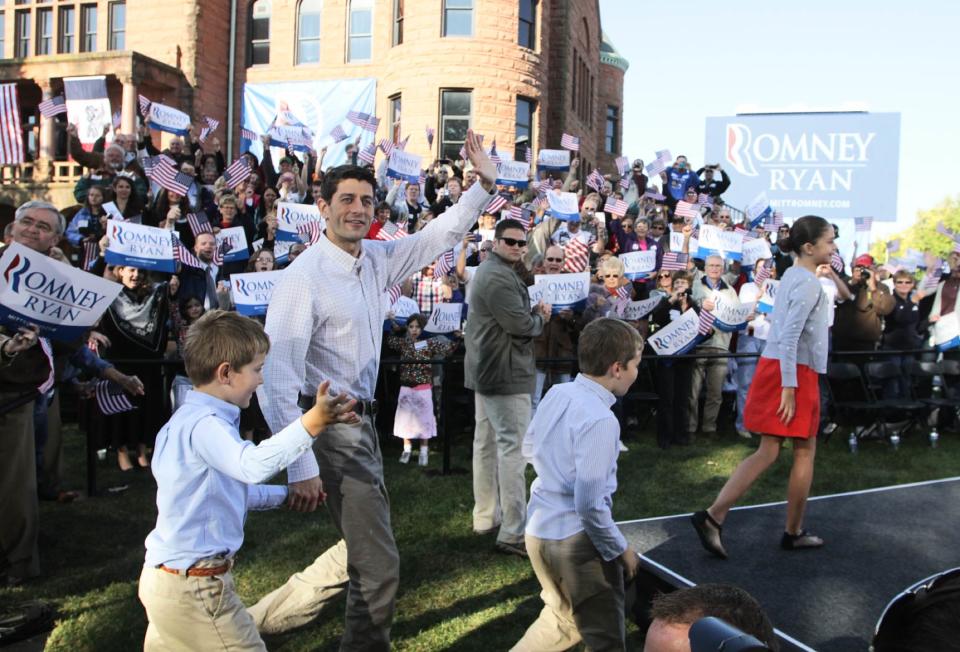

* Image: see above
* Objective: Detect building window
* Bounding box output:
[518,0,536,49]
[439,89,471,161]
[605,105,619,154]
[571,50,594,125]
[36,7,52,55]
[443,0,472,37]
[389,95,401,143]
[296,0,321,64]
[515,96,534,160]
[108,2,124,50]
[248,0,270,66]
[14,10,29,58]
[58,6,75,54]
[392,0,403,46]
[347,0,373,62]
[80,4,97,52]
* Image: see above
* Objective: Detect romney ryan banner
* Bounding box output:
[105,220,176,273]
[0,243,122,341]
[533,272,590,313]
[145,101,191,137]
[276,203,323,242]
[705,112,900,221]
[230,270,283,317]
[496,160,530,188]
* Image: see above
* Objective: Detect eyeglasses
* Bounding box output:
[18,216,55,234]
[658,273,672,279]
[545,257,563,263]
[894,280,914,285]
[622,223,634,229]
[601,274,621,279]
[871,568,960,652]
[498,237,527,248]
[651,224,665,229]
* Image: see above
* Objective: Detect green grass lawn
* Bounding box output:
[5,422,959,651]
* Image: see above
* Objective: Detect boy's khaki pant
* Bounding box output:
[511,532,626,652]
[138,566,265,651]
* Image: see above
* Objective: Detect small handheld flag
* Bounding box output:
[38,96,68,118]
[560,133,580,152]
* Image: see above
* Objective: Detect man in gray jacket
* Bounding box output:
[465,218,551,557]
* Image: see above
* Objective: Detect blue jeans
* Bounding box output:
[735,334,764,432]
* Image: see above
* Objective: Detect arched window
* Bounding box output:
[248,0,271,66]
[347,0,373,62]
[297,0,322,64]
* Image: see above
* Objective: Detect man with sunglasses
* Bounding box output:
[465,219,552,558]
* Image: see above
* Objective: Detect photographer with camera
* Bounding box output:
[696,164,731,199]
[833,254,895,353]
[659,155,700,210]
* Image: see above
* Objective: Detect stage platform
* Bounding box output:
[621,476,960,651]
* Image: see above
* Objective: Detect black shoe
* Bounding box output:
[495,540,528,558]
[780,530,823,550]
[691,510,728,559]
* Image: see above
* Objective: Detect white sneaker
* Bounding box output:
[737,429,753,439]
[399,450,411,464]
[618,440,628,452]
[418,448,429,466]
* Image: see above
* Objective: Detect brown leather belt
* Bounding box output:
[158,562,232,577]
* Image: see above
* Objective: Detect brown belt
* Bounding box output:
[158,562,232,577]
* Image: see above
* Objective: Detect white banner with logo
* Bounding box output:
[496,160,530,188]
[537,149,571,172]
[620,296,662,321]
[711,295,755,332]
[935,312,960,351]
[648,308,700,356]
[0,243,122,341]
[741,238,773,269]
[216,226,250,263]
[696,225,744,262]
[230,270,283,317]
[146,101,192,137]
[534,272,591,313]
[620,250,658,281]
[546,192,580,222]
[276,203,323,242]
[105,220,176,273]
[670,231,698,257]
[386,150,423,185]
[757,279,779,314]
[424,302,463,334]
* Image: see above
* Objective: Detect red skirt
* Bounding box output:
[743,357,820,439]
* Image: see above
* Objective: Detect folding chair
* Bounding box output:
[909,360,959,447]
[623,359,659,431]
[826,361,885,452]
[862,360,927,448]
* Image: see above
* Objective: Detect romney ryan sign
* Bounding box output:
[704,112,900,221]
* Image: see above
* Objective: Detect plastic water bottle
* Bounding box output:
[889,433,900,450]
[930,429,940,448]
[848,432,858,454]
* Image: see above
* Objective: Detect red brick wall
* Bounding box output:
[597,62,625,174]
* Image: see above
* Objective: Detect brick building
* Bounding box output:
[0,0,627,212]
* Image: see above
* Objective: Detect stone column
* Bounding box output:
[120,73,138,135]
[37,80,56,181]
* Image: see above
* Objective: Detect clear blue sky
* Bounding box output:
[599,0,960,249]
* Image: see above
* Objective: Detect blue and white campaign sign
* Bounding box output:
[276,203,323,242]
[102,201,124,222]
[528,281,546,305]
[425,303,463,334]
[670,231,698,256]
[620,250,658,281]
[105,220,176,273]
[712,296,754,332]
[757,279,779,314]
[230,270,283,317]
[63,76,112,150]
[649,308,700,355]
[537,149,571,172]
[744,192,772,228]
[546,192,580,222]
[386,149,423,185]
[0,243,122,341]
[242,78,377,169]
[273,239,297,266]
[496,160,530,188]
[697,225,744,262]
[705,112,901,221]
[934,312,960,352]
[145,101,191,137]
[742,238,773,269]
[216,227,250,263]
[621,296,662,321]
[534,272,591,313]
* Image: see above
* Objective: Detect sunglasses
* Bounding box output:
[622,223,634,228]
[658,273,672,279]
[601,274,621,279]
[651,224,665,229]
[545,257,563,263]
[499,237,527,248]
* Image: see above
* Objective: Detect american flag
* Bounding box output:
[112,110,122,129]
[754,260,772,286]
[241,127,258,141]
[560,133,580,151]
[604,197,628,217]
[697,309,716,336]
[525,146,532,164]
[358,143,377,165]
[198,116,220,144]
[434,249,455,278]
[297,220,323,246]
[615,156,630,177]
[644,190,665,201]
[830,250,844,274]
[388,284,404,305]
[484,194,508,216]
[921,270,943,292]
[616,285,631,300]
[187,212,213,236]
[765,211,785,229]
[222,157,251,190]
[204,115,221,132]
[375,221,409,241]
[887,238,901,254]
[141,154,174,178]
[935,222,957,239]
[508,205,531,230]
[378,138,395,156]
[38,95,68,118]
[397,134,410,151]
[95,380,136,415]
[152,161,194,195]
[82,241,99,271]
[645,159,667,176]
[418,171,426,185]
[854,216,873,232]
[660,252,688,271]
[619,176,630,191]
[697,193,714,206]
[212,238,233,266]
[586,168,605,191]
[425,125,435,147]
[489,139,501,164]
[674,201,700,222]
[138,94,152,116]
[346,111,379,132]
[329,125,348,143]
[563,237,590,273]
[0,84,24,165]
[655,149,672,163]
[173,236,204,269]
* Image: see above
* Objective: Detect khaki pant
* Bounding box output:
[472,393,530,543]
[512,532,625,652]
[688,346,729,433]
[247,538,349,634]
[138,566,265,651]
[0,394,39,580]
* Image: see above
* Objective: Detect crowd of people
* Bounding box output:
[0,116,956,651]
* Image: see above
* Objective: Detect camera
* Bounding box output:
[860,269,871,280]
[689,617,770,651]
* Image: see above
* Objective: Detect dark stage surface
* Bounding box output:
[621,477,960,651]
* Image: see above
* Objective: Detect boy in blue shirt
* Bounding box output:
[138,310,358,651]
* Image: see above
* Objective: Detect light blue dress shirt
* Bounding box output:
[523,375,628,562]
[144,390,314,569]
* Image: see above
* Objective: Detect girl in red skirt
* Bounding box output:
[692,216,835,558]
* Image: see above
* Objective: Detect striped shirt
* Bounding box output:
[259,181,493,482]
[523,374,628,561]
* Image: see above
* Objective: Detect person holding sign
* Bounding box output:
[254,130,497,648]
[649,271,696,449]
[385,314,461,466]
[692,216,836,559]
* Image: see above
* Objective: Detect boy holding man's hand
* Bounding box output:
[138,310,358,651]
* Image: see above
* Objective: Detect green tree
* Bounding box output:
[870,195,960,266]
